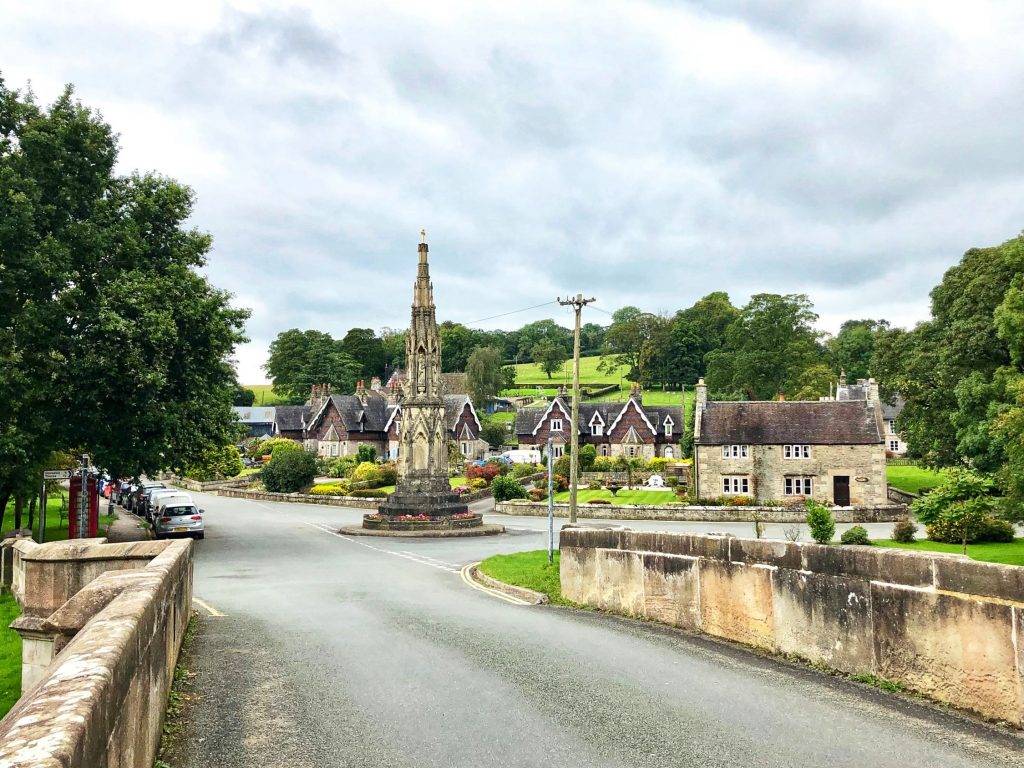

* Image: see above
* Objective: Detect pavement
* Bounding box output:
[164,492,1024,767]
[103,508,152,543]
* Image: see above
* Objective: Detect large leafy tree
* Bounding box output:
[341,327,385,379]
[663,292,740,387]
[873,235,1024,470]
[531,339,568,379]
[599,306,668,385]
[705,294,824,400]
[828,319,888,381]
[465,346,504,408]
[264,329,360,403]
[0,79,249,499]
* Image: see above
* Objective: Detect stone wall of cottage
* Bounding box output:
[695,443,887,506]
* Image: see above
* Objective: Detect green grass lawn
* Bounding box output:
[885,464,948,495]
[243,383,292,406]
[512,355,628,386]
[501,387,560,398]
[488,412,516,425]
[0,592,20,719]
[552,488,680,505]
[2,493,116,543]
[478,550,569,604]
[875,538,1024,567]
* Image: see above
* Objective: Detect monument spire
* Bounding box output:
[413,229,434,308]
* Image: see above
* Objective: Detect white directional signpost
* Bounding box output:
[39,469,72,542]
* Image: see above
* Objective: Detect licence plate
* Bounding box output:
[174,527,188,532]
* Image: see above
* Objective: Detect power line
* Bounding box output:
[463,300,559,326]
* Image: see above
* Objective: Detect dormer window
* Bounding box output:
[550,418,563,432]
[589,413,604,436]
[663,415,674,438]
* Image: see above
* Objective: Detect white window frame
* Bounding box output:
[663,416,674,438]
[784,476,813,496]
[889,439,900,451]
[552,444,564,458]
[722,444,749,458]
[722,476,750,495]
[665,446,674,459]
[600,444,608,456]
[550,418,563,432]
[783,444,810,459]
[886,420,896,434]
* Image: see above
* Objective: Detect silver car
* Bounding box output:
[153,496,205,540]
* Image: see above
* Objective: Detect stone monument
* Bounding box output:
[360,233,498,535]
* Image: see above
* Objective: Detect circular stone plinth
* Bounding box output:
[338,523,505,538]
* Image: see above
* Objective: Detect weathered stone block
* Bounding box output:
[871,583,1021,724]
[559,547,600,605]
[800,544,934,588]
[640,553,700,630]
[772,569,873,673]
[595,549,645,615]
[699,560,775,650]
[932,557,1024,604]
[729,537,802,570]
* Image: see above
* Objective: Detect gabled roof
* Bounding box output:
[274,405,310,432]
[607,398,656,435]
[442,394,481,431]
[515,398,682,439]
[697,400,881,445]
[309,393,391,434]
[882,396,905,421]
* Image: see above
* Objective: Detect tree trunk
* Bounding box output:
[14,496,24,530]
[0,490,9,528]
[28,494,37,532]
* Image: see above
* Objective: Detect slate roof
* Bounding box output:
[697,400,881,445]
[882,395,905,422]
[232,407,276,424]
[310,392,476,434]
[274,405,310,432]
[515,397,682,439]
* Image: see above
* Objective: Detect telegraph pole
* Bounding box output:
[557,293,595,524]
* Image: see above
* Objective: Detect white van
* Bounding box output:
[501,449,542,465]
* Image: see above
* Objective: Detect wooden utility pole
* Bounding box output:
[557,293,596,524]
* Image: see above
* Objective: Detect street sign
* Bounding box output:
[43,469,72,480]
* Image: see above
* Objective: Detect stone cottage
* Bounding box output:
[693,378,888,506]
[515,385,682,460]
[835,375,907,455]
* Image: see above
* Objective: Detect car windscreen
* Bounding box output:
[164,506,196,517]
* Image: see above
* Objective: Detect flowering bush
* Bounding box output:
[468,478,489,490]
[352,462,384,486]
[310,483,349,496]
[553,474,569,492]
[350,489,388,498]
[511,462,540,479]
[527,488,547,502]
[378,462,398,486]
[467,463,501,484]
[452,485,471,496]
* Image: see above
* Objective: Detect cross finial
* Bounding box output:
[420,228,427,244]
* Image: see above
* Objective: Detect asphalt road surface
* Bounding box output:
[165,493,1024,767]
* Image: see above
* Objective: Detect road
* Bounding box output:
[165,492,1024,767]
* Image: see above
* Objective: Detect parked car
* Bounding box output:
[146,488,183,522]
[500,449,541,465]
[152,495,204,540]
[135,483,166,517]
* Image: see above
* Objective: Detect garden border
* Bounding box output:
[494,500,907,523]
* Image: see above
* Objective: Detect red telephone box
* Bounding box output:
[68,475,99,538]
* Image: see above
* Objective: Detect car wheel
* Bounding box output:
[194,533,205,540]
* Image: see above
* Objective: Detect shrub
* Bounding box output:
[262,449,317,493]
[587,481,603,490]
[468,478,489,490]
[350,489,388,498]
[577,444,597,471]
[327,456,357,478]
[553,455,570,478]
[492,475,527,502]
[552,474,569,492]
[805,500,835,544]
[378,463,398,486]
[355,445,377,463]
[184,443,243,481]
[351,461,384,487]
[926,498,1015,545]
[910,469,995,525]
[261,437,303,458]
[891,519,918,543]
[840,526,872,545]
[452,485,471,496]
[591,456,616,472]
[721,495,755,506]
[527,488,547,502]
[647,457,669,472]
[511,463,539,479]
[586,498,612,505]
[467,463,500,484]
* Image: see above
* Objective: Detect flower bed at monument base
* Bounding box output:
[362,511,484,531]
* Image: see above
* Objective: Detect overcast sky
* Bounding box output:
[6,1,1024,382]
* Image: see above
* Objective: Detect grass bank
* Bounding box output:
[885,464,948,495]
[875,538,1024,567]
[0,592,21,719]
[478,550,569,605]
[1,493,116,543]
[552,488,679,505]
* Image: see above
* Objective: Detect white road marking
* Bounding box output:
[301,522,459,573]
[193,597,226,617]
[459,563,532,605]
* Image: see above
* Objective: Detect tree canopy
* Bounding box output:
[264,329,361,403]
[0,79,249,504]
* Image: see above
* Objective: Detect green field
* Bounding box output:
[488,412,516,425]
[0,592,21,719]
[885,464,948,495]
[478,550,568,604]
[511,355,628,385]
[875,538,1024,567]
[243,383,292,406]
[552,488,679,505]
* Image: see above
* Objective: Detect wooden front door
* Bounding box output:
[833,476,850,506]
